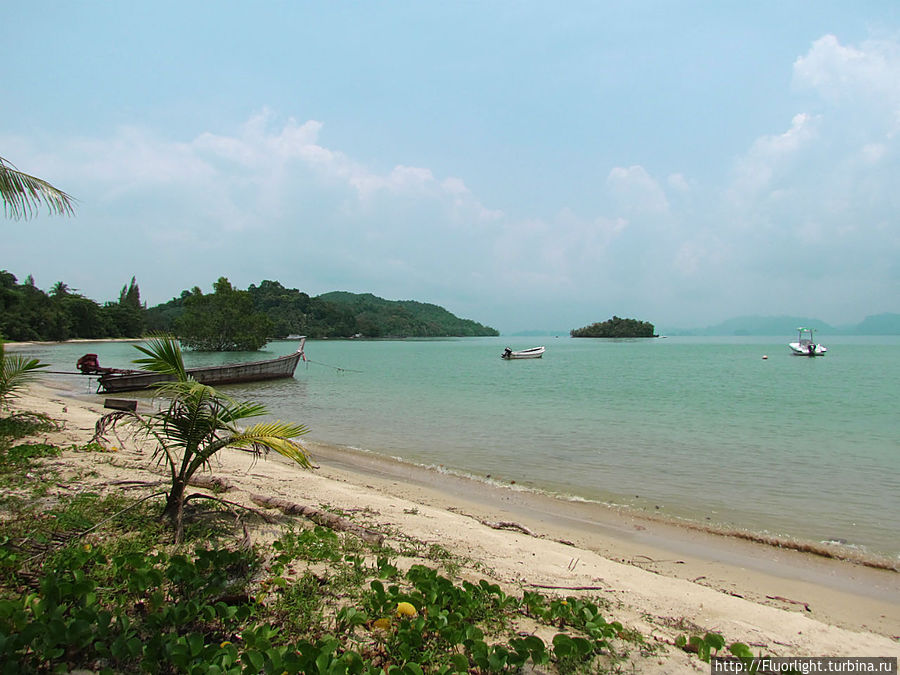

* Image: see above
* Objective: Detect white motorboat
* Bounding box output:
[788,328,826,357]
[501,345,545,359]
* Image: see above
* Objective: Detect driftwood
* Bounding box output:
[527,583,606,591]
[188,476,385,546]
[249,493,385,547]
[480,520,536,537]
[766,595,811,612]
[189,475,236,492]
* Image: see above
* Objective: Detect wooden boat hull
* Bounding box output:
[98,341,306,393]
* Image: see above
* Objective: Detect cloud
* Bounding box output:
[729,113,818,202]
[606,165,669,215]
[793,34,900,110]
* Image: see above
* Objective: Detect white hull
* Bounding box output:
[789,342,827,356]
[501,346,545,359]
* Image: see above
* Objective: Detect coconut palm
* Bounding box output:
[0,341,48,413]
[96,335,312,542]
[1,155,76,220]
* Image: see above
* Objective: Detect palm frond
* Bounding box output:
[132,335,188,380]
[1,342,49,408]
[0,156,76,220]
[224,421,312,467]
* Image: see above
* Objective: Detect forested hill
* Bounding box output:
[144,281,498,340]
[318,291,498,337]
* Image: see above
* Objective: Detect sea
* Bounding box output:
[14,335,900,561]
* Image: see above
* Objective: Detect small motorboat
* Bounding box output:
[501,345,545,359]
[788,328,826,357]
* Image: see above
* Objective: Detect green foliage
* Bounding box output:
[676,631,760,666]
[571,315,656,338]
[0,340,48,412]
[0,155,76,221]
[176,277,273,351]
[0,270,144,341]
[147,281,498,340]
[319,291,499,338]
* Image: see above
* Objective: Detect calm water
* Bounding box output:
[15,336,900,558]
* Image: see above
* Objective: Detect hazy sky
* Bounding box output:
[4,2,899,333]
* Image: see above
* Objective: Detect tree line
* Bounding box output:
[0,273,498,348]
[0,271,144,341]
[146,279,498,349]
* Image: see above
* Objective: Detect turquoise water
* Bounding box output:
[15,336,900,558]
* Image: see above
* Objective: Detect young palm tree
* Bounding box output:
[0,340,48,413]
[96,336,312,542]
[1,155,76,220]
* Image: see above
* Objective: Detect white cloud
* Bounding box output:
[793,34,900,106]
[606,165,669,215]
[730,113,818,201]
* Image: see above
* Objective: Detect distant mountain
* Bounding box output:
[318,292,498,337]
[668,313,900,336]
[853,313,900,335]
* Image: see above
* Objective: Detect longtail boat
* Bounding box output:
[78,338,306,393]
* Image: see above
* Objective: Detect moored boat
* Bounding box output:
[788,328,826,357]
[501,345,545,359]
[79,339,307,393]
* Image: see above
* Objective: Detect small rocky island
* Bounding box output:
[571,316,656,338]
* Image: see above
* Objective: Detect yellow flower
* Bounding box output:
[396,602,417,617]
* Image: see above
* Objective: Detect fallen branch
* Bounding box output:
[189,475,236,492]
[766,595,811,612]
[249,493,385,546]
[530,584,605,591]
[480,520,536,537]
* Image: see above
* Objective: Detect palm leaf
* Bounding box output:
[0,155,76,220]
[224,421,312,467]
[133,335,188,380]
[1,341,48,408]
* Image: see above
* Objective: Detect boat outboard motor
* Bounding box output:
[76,353,102,374]
[502,347,512,359]
[808,344,816,356]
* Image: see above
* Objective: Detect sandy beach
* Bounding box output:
[11,379,900,668]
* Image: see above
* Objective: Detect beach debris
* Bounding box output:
[249,493,385,546]
[567,557,579,571]
[189,475,236,492]
[766,595,811,612]
[527,583,606,591]
[480,519,536,537]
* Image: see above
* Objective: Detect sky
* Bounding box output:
[3,2,900,333]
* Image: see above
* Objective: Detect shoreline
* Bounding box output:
[11,380,900,659]
[314,443,900,572]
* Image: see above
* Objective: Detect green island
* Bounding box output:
[0,273,498,348]
[570,316,657,338]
